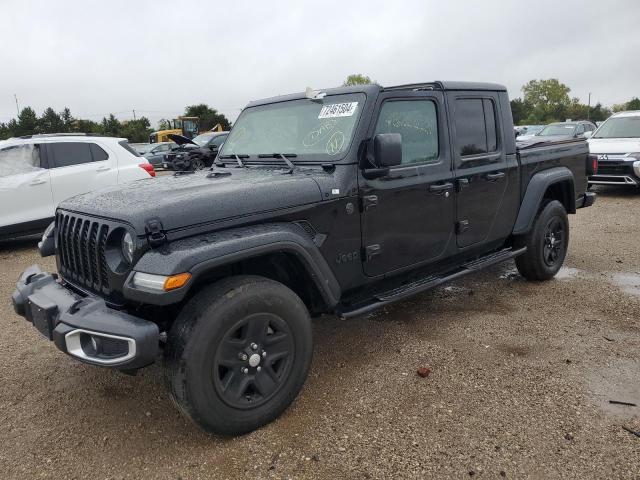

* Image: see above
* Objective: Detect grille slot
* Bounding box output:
[57,213,111,292]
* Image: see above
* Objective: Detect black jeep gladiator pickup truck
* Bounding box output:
[12,81,596,435]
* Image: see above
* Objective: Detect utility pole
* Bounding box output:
[587,92,591,120]
[14,94,19,116]
[132,109,136,120]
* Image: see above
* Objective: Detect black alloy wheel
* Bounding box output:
[213,313,294,409]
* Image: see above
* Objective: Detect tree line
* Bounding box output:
[510,78,640,125]
[0,104,231,143]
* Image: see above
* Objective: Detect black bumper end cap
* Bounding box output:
[577,191,596,208]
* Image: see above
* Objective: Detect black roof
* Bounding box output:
[384,81,507,92]
[246,81,507,108]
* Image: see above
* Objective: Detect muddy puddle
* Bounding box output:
[609,272,640,297]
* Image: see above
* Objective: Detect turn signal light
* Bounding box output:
[164,273,191,291]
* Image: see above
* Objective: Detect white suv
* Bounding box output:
[587,111,640,187]
[0,134,156,240]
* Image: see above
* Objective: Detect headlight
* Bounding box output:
[122,232,134,264]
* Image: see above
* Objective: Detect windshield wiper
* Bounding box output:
[258,153,297,174]
[218,154,249,168]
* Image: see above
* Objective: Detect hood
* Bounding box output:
[587,137,640,154]
[533,134,575,142]
[59,168,323,235]
[516,136,580,149]
[168,133,198,146]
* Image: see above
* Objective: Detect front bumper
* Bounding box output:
[12,265,159,369]
[589,159,640,186]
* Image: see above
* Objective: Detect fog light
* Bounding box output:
[65,330,136,365]
[90,335,100,353]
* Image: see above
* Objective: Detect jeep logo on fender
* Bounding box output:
[335,251,359,264]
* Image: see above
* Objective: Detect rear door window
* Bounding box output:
[455,98,499,157]
[90,143,109,161]
[0,144,43,177]
[49,142,93,168]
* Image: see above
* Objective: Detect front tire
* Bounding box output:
[515,200,569,281]
[164,276,313,436]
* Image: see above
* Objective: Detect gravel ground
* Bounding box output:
[1,187,639,479]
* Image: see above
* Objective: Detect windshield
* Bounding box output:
[220,93,365,160]
[593,116,640,139]
[537,124,576,136]
[193,132,215,146]
[524,125,544,135]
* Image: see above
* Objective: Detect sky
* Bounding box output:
[1,0,639,127]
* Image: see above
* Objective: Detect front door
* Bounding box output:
[449,94,511,248]
[0,143,53,233]
[360,91,455,277]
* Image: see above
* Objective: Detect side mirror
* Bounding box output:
[374,133,402,167]
[582,131,593,139]
[362,133,402,180]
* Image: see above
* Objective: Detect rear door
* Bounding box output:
[360,90,455,277]
[450,94,514,248]
[0,143,53,232]
[47,141,118,206]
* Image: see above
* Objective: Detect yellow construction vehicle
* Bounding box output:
[149,116,200,143]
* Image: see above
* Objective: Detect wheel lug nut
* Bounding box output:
[242,367,249,374]
[257,366,262,372]
[238,353,248,361]
[262,351,267,358]
[251,343,258,350]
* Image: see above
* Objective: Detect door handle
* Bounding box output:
[429,182,454,193]
[29,179,47,186]
[96,166,110,172]
[457,178,470,191]
[486,172,505,181]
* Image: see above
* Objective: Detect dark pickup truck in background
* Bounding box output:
[13,81,595,435]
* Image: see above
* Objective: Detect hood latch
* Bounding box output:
[145,218,167,248]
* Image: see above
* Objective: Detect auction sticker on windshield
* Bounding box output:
[318,102,358,119]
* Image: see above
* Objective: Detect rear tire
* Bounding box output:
[515,200,569,281]
[164,275,313,436]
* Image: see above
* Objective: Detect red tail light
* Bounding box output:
[139,162,156,177]
[587,154,598,176]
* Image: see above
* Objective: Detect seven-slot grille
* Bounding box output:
[56,212,110,292]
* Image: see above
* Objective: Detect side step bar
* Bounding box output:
[338,247,526,319]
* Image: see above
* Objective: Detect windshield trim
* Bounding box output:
[219,92,369,164]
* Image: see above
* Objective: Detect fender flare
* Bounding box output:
[123,223,341,307]
[512,167,575,235]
